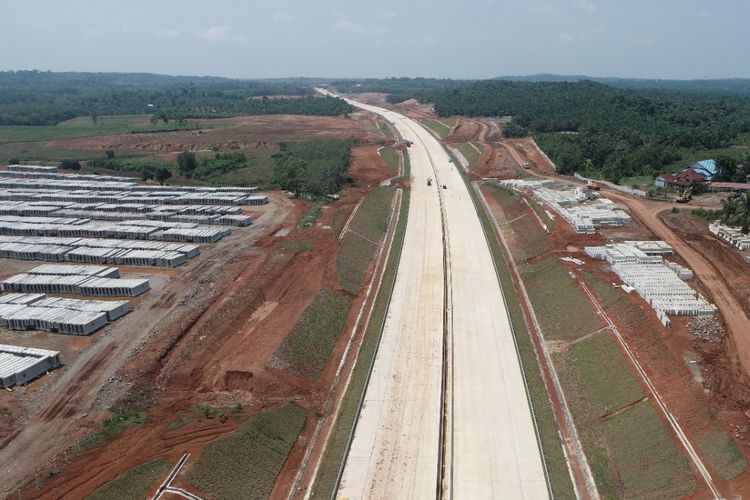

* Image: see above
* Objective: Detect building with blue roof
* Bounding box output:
[688,159,716,180]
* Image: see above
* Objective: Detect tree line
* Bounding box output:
[403,80,750,183]
[0,71,351,126]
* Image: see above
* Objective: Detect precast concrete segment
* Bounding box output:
[336,105,445,498]
[336,92,549,499]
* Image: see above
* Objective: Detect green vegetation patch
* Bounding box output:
[376,121,395,140]
[87,459,171,500]
[484,183,550,261]
[273,139,353,197]
[310,189,411,499]
[423,118,455,139]
[78,388,152,449]
[337,234,377,295]
[554,334,696,498]
[457,142,481,168]
[580,270,623,309]
[336,188,395,294]
[379,146,400,173]
[520,258,604,341]
[271,289,350,380]
[555,334,644,416]
[598,400,697,498]
[185,404,307,500]
[696,429,747,481]
[282,239,313,254]
[299,201,324,228]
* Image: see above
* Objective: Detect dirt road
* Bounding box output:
[324,92,549,498]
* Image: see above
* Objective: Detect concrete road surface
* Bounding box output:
[330,92,549,499]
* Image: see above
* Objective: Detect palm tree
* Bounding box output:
[721,197,739,226]
[740,192,750,234]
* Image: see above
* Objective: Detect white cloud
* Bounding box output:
[559,31,574,42]
[157,29,180,40]
[272,12,291,23]
[573,0,596,12]
[197,25,245,42]
[529,5,552,13]
[120,23,132,33]
[333,18,385,35]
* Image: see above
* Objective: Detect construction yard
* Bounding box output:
[0,109,401,498]
[467,122,750,497]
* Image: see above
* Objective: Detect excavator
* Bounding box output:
[675,186,693,203]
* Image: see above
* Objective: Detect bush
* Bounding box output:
[60,159,81,170]
[177,151,197,178]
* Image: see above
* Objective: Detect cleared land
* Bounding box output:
[2,112,397,499]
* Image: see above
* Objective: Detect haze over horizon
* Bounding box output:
[2,0,748,80]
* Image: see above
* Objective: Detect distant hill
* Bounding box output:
[494,74,750,94]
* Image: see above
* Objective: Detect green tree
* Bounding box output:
[60,159,81,170]
[153,166,172,184]
[140,165,155,181]
[7,157,19,165]
[272,155,307,196]
[715,155,737,182]
[105,150,116,160]
[176,151,197,178]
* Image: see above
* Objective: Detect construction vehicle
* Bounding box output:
[404,139,413,148]
[587,180,601,191]
[427,177,433,186]
[522,162,530,169]
[675,186,693,203]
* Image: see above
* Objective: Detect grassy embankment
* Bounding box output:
[336,187,396,295]
[456,142,482,168]
[309,154,410,499]
[272,289,350,380]
[87,459,171,500]
[184,403,307,500]
[484,182,704,498]
[423,116,456,139]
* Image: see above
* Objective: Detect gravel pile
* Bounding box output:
[689,316,725,341]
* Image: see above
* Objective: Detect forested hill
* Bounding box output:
[495,74,750,95]
[0,71,349,125]
[410,80,750,181]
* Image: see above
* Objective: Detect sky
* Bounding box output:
[2,0,748,80]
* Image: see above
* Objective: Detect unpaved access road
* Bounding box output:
[322,91,549,499]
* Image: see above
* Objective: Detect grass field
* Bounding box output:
[376,121,395,140]
[336,187,395,294]
[554,334,696,498]
[185,404,307,500]
[521,258,604,341]
[484,183,550,261]
[580,270,623,309]
[457,142,481,168]
[423,117,456,139]
[696,429,747,481]
[337,234,377,295]
[310,187,410,500]
[271,289,350,380]
[87,459,171,500]
[379,146,400,173]
[0,114,198,143]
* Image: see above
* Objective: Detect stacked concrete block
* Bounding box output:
[0,344,61,388]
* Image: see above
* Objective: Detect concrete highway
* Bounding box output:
[325,91,550,499]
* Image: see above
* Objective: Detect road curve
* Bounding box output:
[329,93,549,499]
